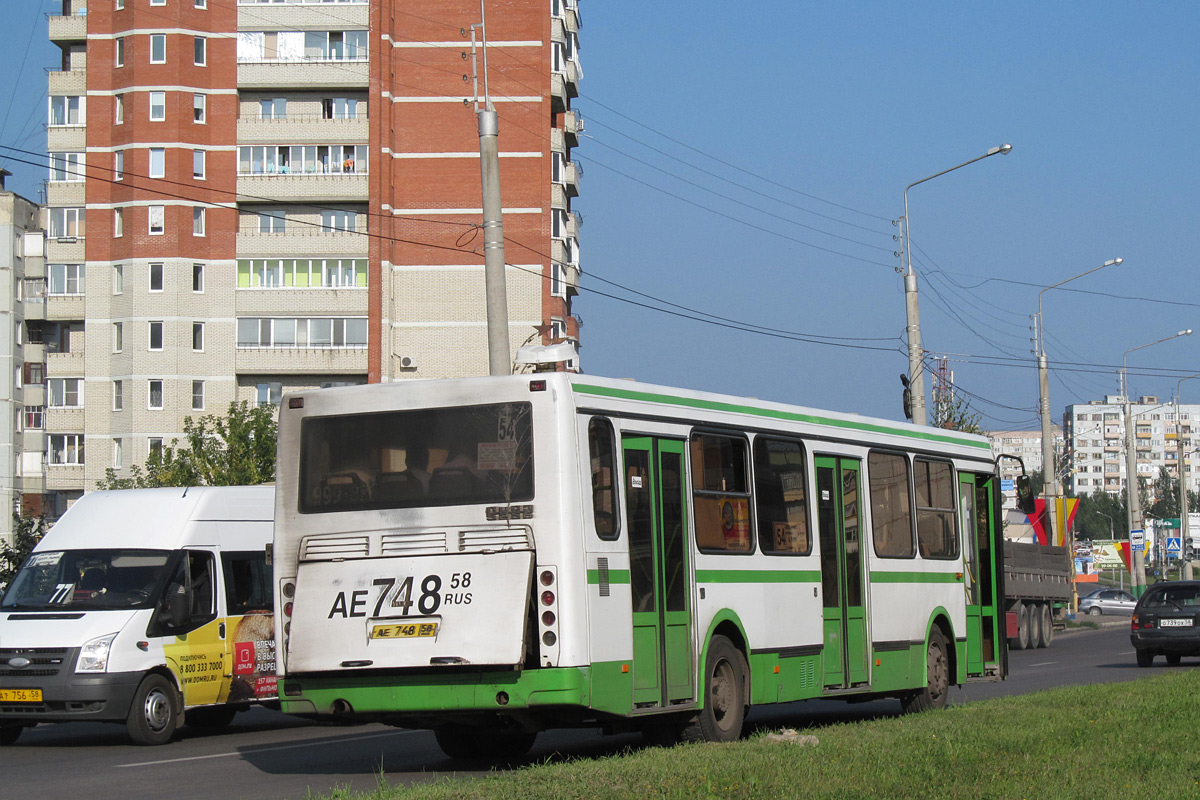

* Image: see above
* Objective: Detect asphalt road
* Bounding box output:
[5,621,1188,800]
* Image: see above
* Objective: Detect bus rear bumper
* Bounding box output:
[278,666,591,718]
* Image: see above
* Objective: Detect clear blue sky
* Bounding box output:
[4,1,1197,429]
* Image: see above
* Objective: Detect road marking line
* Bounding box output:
[1030,661,1057,666]
[116,729,420,768]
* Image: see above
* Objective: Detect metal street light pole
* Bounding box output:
[1123,329,1193,593]
[1177,372,1200,579]
[1035,258,1123,552]
[901,143,1012,426]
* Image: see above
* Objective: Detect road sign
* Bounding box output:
[1131,529,1145,546]
[1001,479,1014,492]
[1167,536,1182,555]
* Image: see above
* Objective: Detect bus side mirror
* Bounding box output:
[1015,474,1037,516]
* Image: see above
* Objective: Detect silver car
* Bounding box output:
[1080,588,1137,615]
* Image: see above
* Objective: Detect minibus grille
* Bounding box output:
[1,647,70,678]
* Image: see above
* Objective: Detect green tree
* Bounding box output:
[97,401,277,490]
[0,514,48,587]
[1072,490,1127,541]
[1148,466,1180,520]
[932,391,983,435]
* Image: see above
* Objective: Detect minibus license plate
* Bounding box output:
[1160,618,1193,627]
[0,688,42,702]
[370,621,439,640]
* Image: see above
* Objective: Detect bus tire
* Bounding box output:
[433,724,536,761]
[185,705,237,729]
[0,724,25,746]
[901,628,949,713]
[127,674,179,746]
[682,635,747,743]
[1038,604,1054,648]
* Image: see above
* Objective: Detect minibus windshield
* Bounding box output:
[1,549,173,611]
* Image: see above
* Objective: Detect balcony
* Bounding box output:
[23,298,46,321]
[46,294,85,322]
[238,60,368,91]
[46,237,85,263]
[235,346,367,375]
[238,1,368,30]
[237,172,368,203]
[48,69,86,95]
[550,62,579,113]
[237,114,368,145]
[46,181,86,206]
[562,109,584,147]
[45,463,85,492]
[236,228,368,257]
[48,12,87,43]
[562,160,580,197]
[44,406,85,433]
[46,350,85,374]
[47,126,86,152]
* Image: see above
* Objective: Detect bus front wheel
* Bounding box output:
[902,628,949,713]
[682,635,747,743]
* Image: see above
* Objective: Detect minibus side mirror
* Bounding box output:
[164,586,191,629]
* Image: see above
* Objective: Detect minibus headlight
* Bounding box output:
[76,633,118,673]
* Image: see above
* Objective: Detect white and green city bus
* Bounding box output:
[271,374,1007,757]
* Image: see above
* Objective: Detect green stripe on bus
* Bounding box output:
[696,569,821,584]
[587,569,631,584]
[870,571,963,584]
[573,383,990,450]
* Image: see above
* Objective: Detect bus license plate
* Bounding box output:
[370,621,439,640]
[0,688,43,702]
[1159,618,1193,628]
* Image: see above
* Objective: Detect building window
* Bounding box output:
[24,406,45,430]
[112,322,123,352]
[322,98,359,119]
[115,94,124,124]
[149,321,164,351]
[113,380,123,411]
[551,263,566,298]
[23,361,44,384]
[192,322,204,351]
[258,211,286,233]
[237,317,368,349]
[149,262,163,291]
[193,93,206,123]
[195,0,207,7]
[193,149,205,179]
[149,380,164,410]
[193,206,205,236]
[48,263,85,295]
[150,34,166,64]
[48,434,85,466]
[116,0,125,11]
[49,207,85,238]
[48,377,84,408]
[149,438,163,459]
[150,91,166,121]
[256,382,283,407]
[113,264,124,294]
[49,152,84,182]
[151,0,165,5]
[114,150,124,181]
[113,439,124,469]
[149,147,165,178]
[113,208,123,237]
[192,380,205,411]
[149,205,165,235]
[193,263,205,293]
[194,36,207,66]
[320,210,355,232]
[49,96,84,126]
[116,37,125,67]
[237,144,367,175]
[260,98,286,119]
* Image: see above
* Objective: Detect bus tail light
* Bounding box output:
[537,566,559,667]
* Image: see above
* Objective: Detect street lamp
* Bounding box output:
[901,143,1012,426]
[1177,371,1200,578]
[1034,257,1123,548]
[1123,329,1193,592]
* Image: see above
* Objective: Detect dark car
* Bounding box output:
[1130,581,1200,667]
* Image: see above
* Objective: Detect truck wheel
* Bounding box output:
[0,724,24,745]
[1038,604,1054,648]
[902,628,949,713]
[681,635,748,742]
[1026,603,1041,650]
[1010,604,1030,651]
[127,674,179,746]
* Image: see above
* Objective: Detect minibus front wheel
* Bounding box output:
[127,674,179,745]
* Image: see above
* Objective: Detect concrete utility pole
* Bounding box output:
[1122,330,1192,593]
[900,143,1011,426]
[1035,257,1122,549]
[470,1,511,376]
[1177,373,1200,579]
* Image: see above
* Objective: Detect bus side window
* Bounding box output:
[588,418,620,540]
[753,436,811,555]
[868,451,915,558]
[222,551,273,614]
[914,459,959,559]
[691,433,753,553]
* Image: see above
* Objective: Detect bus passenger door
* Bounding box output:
[624,436,694,708]
[961,473,1001,676]
[816,456,869,689]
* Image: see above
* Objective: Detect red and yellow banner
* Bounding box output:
[1028,497,1079,546]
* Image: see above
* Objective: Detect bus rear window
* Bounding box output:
[299,402,533,513]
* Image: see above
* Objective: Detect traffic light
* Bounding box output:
[1186,539,1195,561]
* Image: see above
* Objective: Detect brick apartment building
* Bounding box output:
[34,0,582,514]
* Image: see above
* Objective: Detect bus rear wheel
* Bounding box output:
[901,628,949,713]
[433,724,536,761]
[682,635,747,743]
